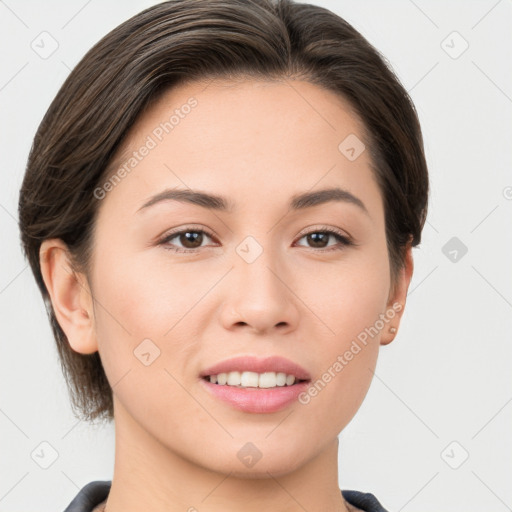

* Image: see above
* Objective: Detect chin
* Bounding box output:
[202,444,310,479]
[222,461,304,480]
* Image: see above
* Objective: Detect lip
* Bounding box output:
[199,355,311,381]
[200,378,310,413]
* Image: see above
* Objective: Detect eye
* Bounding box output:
[295,227,353,251]
[158,225,353,254]
[158,227,217,253]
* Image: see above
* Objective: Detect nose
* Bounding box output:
[220,245,300,335]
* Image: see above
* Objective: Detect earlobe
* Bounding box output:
[39,239,98,354]
[380,244,414,346]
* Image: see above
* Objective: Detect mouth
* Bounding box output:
[198,356,312,413]
[200,375,310,413]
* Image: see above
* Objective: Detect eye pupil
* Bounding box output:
[181,231,203,248]
[308,232,328,248]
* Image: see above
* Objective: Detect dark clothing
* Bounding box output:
[63,480,389,512]
[342,489,390,512]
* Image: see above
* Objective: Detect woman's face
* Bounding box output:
[83,79,410,475]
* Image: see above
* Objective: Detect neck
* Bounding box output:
[103,399,351,512]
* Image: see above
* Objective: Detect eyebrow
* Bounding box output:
[137,187,369,215]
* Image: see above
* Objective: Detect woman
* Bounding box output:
[18,0,428,511]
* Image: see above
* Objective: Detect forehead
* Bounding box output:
[98,78,382,217]
[120,77,367,155]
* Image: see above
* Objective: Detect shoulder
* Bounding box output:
[341,489,390,512]
[63,480,111,512]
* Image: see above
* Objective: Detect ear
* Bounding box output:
[380,244,414,346]
[39,239,98,354]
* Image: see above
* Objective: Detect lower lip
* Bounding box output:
[200,378,310,413]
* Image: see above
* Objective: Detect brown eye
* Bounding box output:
[159,228,216,252]
[305,232,330,248]
[296,229,353,251]
[178,231,204,249]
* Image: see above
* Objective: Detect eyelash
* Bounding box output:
[157,225,354,254]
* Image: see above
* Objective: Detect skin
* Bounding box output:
[40,78,413,512]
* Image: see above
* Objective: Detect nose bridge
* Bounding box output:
[235,234,286,302]
[222,234,297,332]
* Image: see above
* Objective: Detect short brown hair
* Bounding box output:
[18,0,429,422]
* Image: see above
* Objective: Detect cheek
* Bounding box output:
[304,240,391,339]
[297,281,384,438]
[89,244,214,395]
[92,246,202,337]
[295,242,390,424]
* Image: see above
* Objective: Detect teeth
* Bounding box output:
[241,371,259,387]
[207,371,299,388]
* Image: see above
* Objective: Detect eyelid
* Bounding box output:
[160,224,217,239]
[157,224,218,248]
[296,224,351,240]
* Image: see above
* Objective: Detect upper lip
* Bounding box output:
[200,356,311,381]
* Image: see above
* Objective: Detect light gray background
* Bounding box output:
[1,1,511,511]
